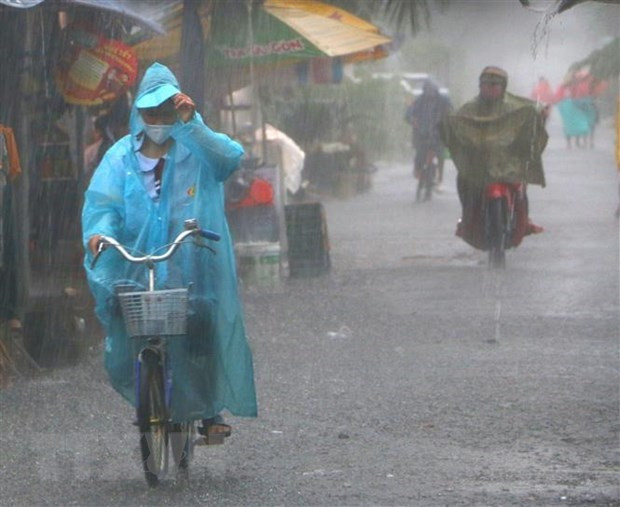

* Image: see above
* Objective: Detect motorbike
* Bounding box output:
[456,181,532,268]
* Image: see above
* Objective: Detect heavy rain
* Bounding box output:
[0,0,618,505]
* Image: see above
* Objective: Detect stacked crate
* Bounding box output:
[285,202,330,278]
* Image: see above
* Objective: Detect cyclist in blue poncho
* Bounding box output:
[82,62,257,439]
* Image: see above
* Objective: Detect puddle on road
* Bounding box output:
[400,252,508,343]
[401,252,483,266]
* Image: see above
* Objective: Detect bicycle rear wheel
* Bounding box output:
[137,349,168,487]
[416,161,435,201]
[423,162,435,201]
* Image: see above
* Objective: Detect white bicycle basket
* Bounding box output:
[118,288,188,337]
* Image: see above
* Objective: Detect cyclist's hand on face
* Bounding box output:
[174,93,196,123]
[88,235,103,256]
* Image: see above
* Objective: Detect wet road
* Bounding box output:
[1,119,618,506]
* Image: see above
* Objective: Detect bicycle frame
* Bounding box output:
[416,146,437,201]
[91,218,221,485]
[93,217,221,400]
[133,342,173,412]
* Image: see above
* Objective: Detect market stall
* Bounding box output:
[0,0,162,370]
[204,0,390,285]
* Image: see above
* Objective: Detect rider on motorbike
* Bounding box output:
[441,66,547,246]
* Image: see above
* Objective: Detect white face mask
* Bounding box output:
[144,124,174,145]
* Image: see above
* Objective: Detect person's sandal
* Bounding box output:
[197,415,232,445]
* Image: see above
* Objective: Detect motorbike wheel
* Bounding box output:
[487,197,507,269]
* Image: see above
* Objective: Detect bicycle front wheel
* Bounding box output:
[170,421,194,483]
[487,198,507,269]
[423,162,435,201]
[137,349,169,487]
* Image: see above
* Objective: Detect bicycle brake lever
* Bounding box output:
[90,240,109,269]
[90,250,102,269]
[193,240,216,255]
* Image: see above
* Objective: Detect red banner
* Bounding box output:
[55,26,138,106]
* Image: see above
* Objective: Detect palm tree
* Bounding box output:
[328,0,441,34]
[519,0,620,12]
[352,0,619,33]
[568,37,620,81]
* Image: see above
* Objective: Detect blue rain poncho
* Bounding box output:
[556,97,597,138]
[82,63,257,422]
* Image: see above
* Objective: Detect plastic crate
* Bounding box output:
[285,203,330,277]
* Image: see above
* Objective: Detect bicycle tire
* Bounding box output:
[415,176,424,201]
[487,198,506,269]
[137,349,168,487]
[424,161,435,201]
[170,421,194,477]
[416,160,435,202]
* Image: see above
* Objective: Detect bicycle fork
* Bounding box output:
[135,344,172,424]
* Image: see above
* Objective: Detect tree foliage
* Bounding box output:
[569,37,620,81]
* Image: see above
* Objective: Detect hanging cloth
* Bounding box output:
[0,134,5,268]
[0,126,22,181]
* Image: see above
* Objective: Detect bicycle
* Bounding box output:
[91,218,221,487]
[416,146,437,202]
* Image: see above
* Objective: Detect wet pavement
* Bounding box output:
[1,119,618,506]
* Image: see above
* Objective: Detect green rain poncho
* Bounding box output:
[82,63,257,422]
[442,93,548,187]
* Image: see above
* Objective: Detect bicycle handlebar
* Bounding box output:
[197,229,221,242]
[90,219,220,269]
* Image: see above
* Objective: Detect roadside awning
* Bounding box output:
[133,0,390,67]
[207,0,391,68]
[0,0,165,34]
[0,0,45,7]
[62,0,165,34]
[262,0,390,59]
[129,0,205,62]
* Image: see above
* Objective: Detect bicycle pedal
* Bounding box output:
[206,433,226,445]
[194,434,226,446]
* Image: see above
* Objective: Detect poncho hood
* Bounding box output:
[130,62,183,152]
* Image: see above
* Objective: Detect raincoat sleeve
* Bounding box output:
[172,112,244,182]
[81,149,126,254]
[81,146,131,326]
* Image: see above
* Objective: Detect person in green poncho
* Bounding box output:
[442,66,547,245]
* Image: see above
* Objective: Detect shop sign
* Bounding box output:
[217,38,306,60]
